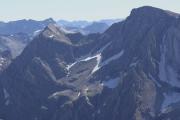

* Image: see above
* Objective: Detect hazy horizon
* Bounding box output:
[0,18,122,23]
[0,0,180,22]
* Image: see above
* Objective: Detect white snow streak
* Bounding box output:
[148,74,162,87]
[60,27,76,34]
[101,50,124,67]
[66,62,78,71]
[66,41,124,75]
[91,50,124,74]
[77,92,81,97]
[3,88,9,99]
[3,88,10,106]
[91,54,102,74]
[33,29,41,36]
[66,53,101,72]
[66,42,112,71]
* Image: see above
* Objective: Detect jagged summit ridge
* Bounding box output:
[40,23,72,44]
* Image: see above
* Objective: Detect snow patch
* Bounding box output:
[85,96,93,106]
[101,50,124,67]
[0,57,6,67]
[161,92,180,112]
[41,106,48,110]
[60,27,76,34]
[3,88,10,106]
[91,53,102,74]
[77,92,81,97]
[159,38,180,87]
[49,35,54,38]
[82,53,101,62]
[130,60,139,67]
[66,53,102,72]
[84,87,94,106]
[102,77,120,89]
[66,62,78,71]
[66,44,124,75]
[66,42,111,72]
[91,50,124,74]
[33,29,42,36]
[50,92,60,98]
[166,66,180,87]
[3,88,9,99]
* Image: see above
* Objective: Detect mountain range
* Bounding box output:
[0,6,180,120]
[0,18,118,62]
[57,19,122,34]
[57,19,122,28]
[0,18,56,35]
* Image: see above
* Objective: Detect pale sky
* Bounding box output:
[0,0,180,21]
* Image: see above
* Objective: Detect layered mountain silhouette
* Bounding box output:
[57,19,122,28]
[57,19,122,35]
[0,18,56,72]
[83,22,109,34]
[0,18,55,35]
[0,6,180,120]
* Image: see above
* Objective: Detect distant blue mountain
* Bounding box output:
[99,19,123,26]
[0,18,55,35]
[57,19,122,28]
[57,19,123,34]
[57,20,91,28]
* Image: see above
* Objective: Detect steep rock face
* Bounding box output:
[0,33,30,58]
[0,34,28,73]
[0,23,102,120]
[0,6,180,120]
[0,50,12,72]
[0,24,74,120]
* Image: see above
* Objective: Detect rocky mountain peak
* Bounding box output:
[130,6,179,20]
[131,6,164,14]
[41,23,72,44]
[42,18,56,24]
